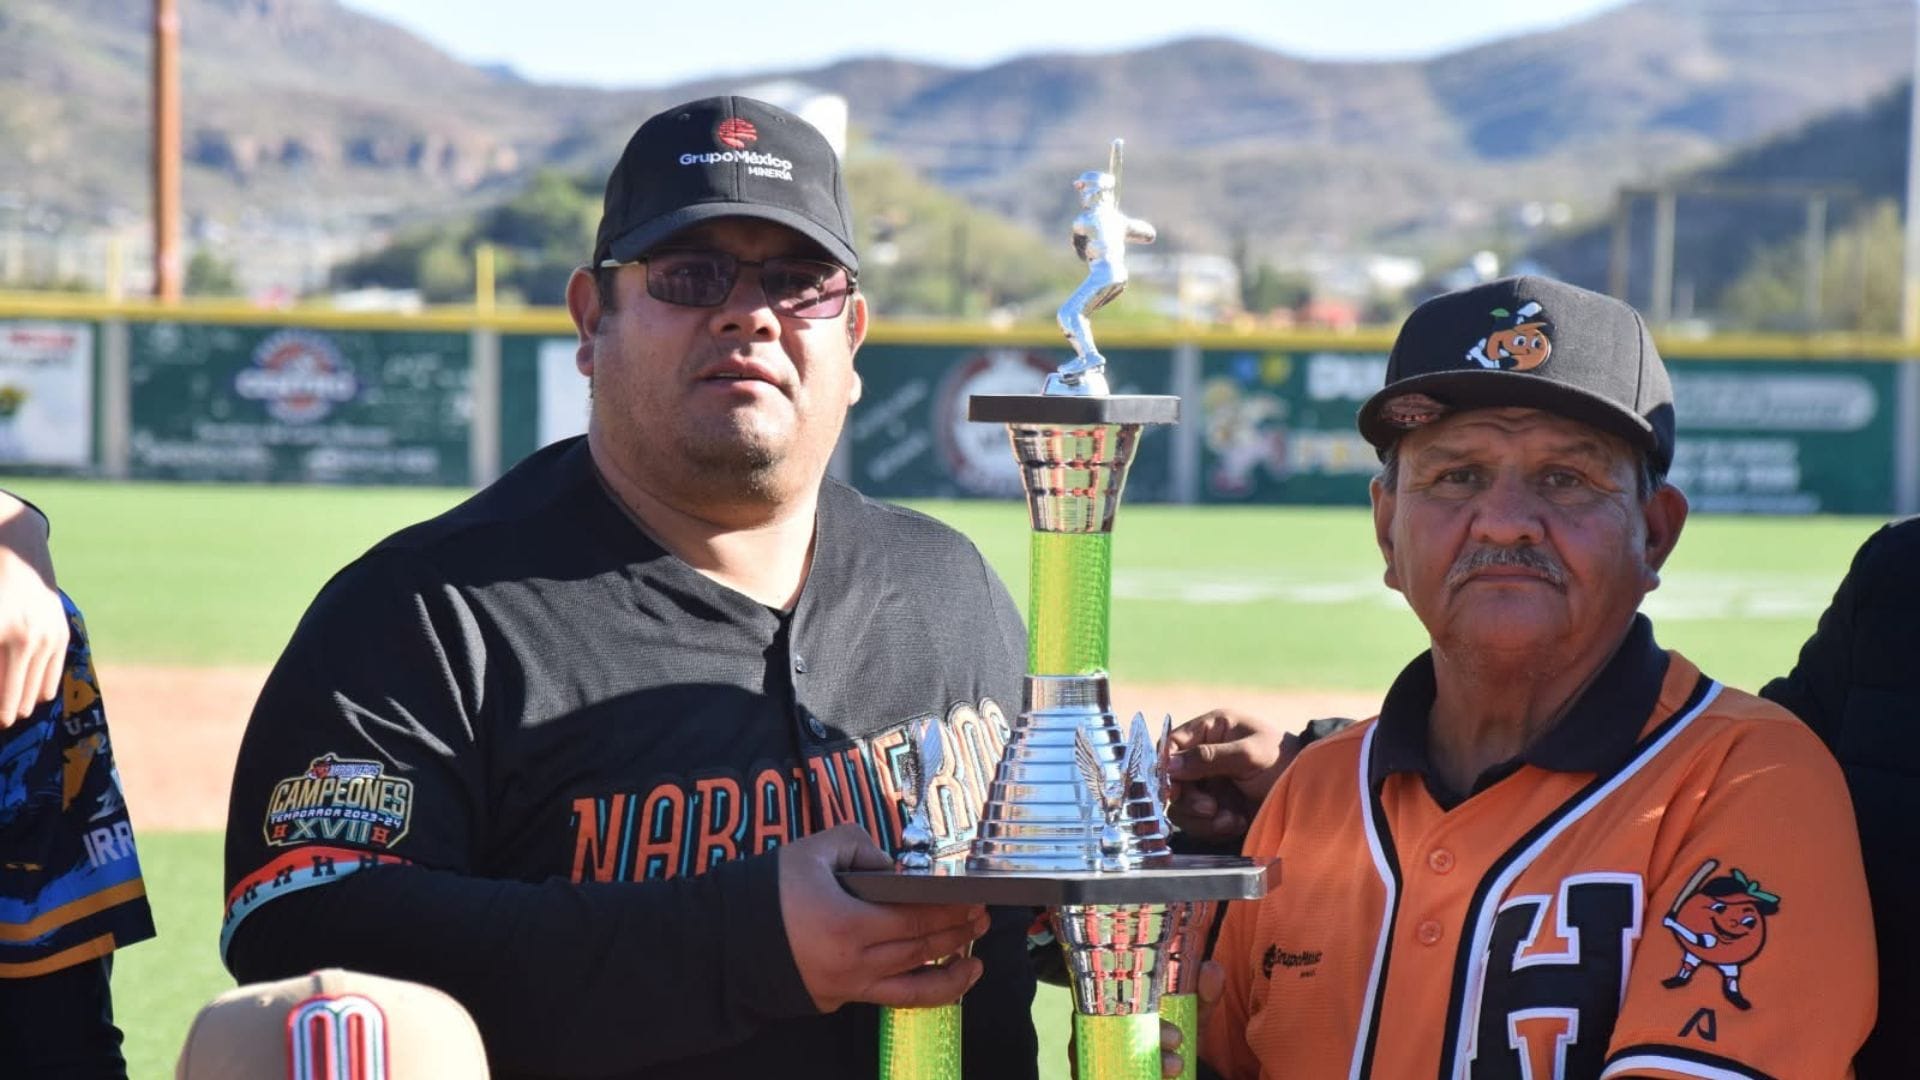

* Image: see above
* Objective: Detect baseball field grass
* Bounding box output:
[8,478,1882,688]
[4,478,1892,1078]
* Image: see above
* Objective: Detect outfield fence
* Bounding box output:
[2,294,1916,514]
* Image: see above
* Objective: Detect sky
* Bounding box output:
[338,0,1633,89]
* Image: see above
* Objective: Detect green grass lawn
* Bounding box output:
[116,833,229,1079]
[8,478,1892,1076]
[4,479,1890,690]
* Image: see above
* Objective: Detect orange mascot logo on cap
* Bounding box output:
[1466,301,1552,371]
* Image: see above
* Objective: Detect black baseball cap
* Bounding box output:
[592,96,858,273]
[1358,276,1675,475]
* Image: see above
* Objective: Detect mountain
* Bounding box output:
[1526,78,1912,319]
[0,0,624,221]
[0,0,1911,281]
[809,1,1913,257]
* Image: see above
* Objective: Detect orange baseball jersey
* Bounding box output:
[1203,617,1875,1080]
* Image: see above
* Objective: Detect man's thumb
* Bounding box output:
[820,823,893,871]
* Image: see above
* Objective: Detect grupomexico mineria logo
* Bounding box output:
[680,117,791,180]
[234,330,359,424]
[715,118,758,149]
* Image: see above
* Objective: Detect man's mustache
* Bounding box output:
[1445,545,1567,590]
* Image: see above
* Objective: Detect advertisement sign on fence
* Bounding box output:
[1189,352,1902,515]
[1668,361,1898,515]
[848,344,1177,501]
[499,334,586,467]
[128,323,471,485]
[200,323,1907,514]
[1195,349,1385,505]
[0,321,93,467]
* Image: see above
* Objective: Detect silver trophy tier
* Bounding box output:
[842,140,1275,1080]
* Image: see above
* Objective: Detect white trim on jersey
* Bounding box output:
[1497,871,1645,984]
[1600,1052,1759,1080]
[1450,681,1726,1078]
[1349,722,1399,1080]
[1506,1006,1580,1080]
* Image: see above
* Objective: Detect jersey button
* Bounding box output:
[1416,920,1444,946]
[1427,848,1455,874]
[793,655,808,675]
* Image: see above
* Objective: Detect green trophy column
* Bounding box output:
[1073,1014,1161,1080]
[1029,531,1112,675]
[879,1002,961,1080]
[1160,992,1198,1080]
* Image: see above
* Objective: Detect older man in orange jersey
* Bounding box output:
[1198,278,1874,1080]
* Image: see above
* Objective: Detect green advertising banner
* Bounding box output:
[1667,360,1899,515]
[128,322,471,485]
[499,332,585,468]
[848,344,1177,502]
[1191,349,1902,514]
[103,316,1909,513]
[1195,348,1386,506]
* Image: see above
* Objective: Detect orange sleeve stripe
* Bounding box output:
[0,880,148,942]
[0,932,116,977]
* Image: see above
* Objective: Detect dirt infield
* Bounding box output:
[103,665,1383,832]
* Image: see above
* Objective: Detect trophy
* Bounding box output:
[844,139,1276,1080]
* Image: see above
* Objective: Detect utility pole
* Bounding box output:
[1804,193,1827,331]
[1650,188,1676,328]
[1904,0,1920,338]
[1607,190,1631,302]
[153,0,182,301]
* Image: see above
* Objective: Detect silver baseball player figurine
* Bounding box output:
[1049,138,1156,397]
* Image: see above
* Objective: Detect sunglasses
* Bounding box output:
[599,250,857,319]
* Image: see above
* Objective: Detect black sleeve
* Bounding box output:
[1759,526,1878,748]
[961,904,1040,1077]
[965,547,1043,1076]
[221,552,815,1074]
[979,545,1029,702]
[226,856,804,1073]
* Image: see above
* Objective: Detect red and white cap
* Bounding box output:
[175,969,489,1080]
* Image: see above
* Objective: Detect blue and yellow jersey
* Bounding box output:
[0,594,154,977]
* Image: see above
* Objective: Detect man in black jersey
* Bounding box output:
[221,97,1040,1078]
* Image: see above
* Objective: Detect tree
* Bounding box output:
[844,153,1079,319]
[332,222,475,303]
[1719,200,1902,333]
[329,149,1102,317]
[1241,263,1311,315]
[184,249,240,297]
[333,168,599,306]
[481,170,598,252]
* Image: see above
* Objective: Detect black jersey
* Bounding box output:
[221,436,1037,1079]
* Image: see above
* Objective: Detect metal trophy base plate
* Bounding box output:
[840,855,1277,908]
[968,394,1181,426]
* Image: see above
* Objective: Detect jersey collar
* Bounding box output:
[1368,614,1670,806]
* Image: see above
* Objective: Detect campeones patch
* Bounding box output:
[263,754,412,850]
